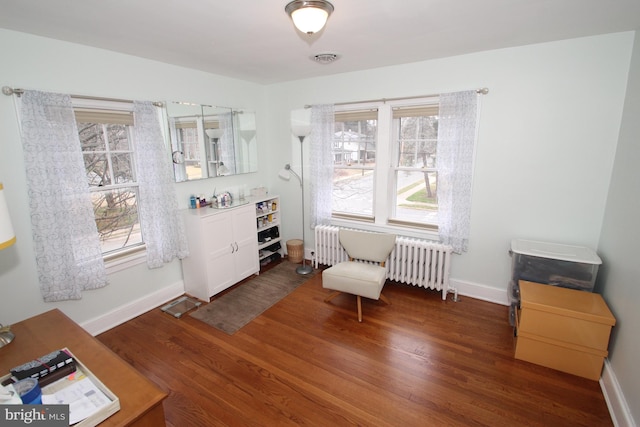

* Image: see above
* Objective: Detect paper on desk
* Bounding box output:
[42,377,112,424]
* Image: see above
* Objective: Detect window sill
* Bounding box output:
[330,218,440,242]
[105,248,147,274]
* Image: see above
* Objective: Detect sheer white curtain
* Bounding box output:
[309,104,335,228]
[133,101,189,268]
[168,117,187,182]
[218,112,236,175]
[437,90,481,253]
[20,91,107,301]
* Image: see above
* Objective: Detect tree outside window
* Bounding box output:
[77,116,143,255]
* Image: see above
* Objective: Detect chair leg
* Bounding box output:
[379,293,391,305]
[324,291,342,303]
[326,291,370,323]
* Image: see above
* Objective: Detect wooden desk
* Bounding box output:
[0,309,167,426]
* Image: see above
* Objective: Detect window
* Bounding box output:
[76,107,144,255]
[331,98,439,229]
[332,109,378,219]
[389,102,439,228]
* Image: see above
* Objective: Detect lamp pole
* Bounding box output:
[296,135,313,275]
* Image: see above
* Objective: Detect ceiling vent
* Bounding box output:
[311,53,340,64]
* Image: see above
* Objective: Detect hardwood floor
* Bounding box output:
[97,262,613,426]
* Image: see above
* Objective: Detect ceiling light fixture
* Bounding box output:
[285,0,334,35]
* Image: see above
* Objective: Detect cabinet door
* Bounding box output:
[232,205,260,280]
[203,213,236,296]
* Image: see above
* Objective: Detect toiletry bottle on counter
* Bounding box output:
[190,195,196,209]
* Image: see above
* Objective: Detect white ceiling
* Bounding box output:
[0,0,639,85]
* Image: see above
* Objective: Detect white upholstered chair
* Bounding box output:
[322,229,396,322]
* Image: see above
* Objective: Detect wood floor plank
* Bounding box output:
[98,262,613,426]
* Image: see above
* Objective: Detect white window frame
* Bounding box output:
[330,98,441,241]
[388,97,440,229]
[72,99,147,271]
[332,104,379,221]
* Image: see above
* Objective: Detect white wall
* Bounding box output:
[0,29,269,327]
[597,30,640,426]
[266,32,634,302]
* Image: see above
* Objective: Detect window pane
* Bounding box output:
[332,168,374,216]
[111,153,135,184]
[84,153,110,187]
[332,117,377,217]
[92,188,142,253]
[78,122,105,151]
[394,170,438,224]
[107,124,131,151]
[392,105,439,225]
[334,120,376,166]
[396,116,438,168]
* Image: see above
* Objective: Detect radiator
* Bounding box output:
[314,225,454,300]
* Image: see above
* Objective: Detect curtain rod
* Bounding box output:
[304,87,489,109]
[2,86,164,107]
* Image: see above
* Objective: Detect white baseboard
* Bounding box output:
[600,359,637,427]
[80,281,185,336]
[449,277,510,306]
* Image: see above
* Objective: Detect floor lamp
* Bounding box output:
[279,126,313,275]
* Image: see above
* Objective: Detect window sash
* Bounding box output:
[77,115,142,255]
[332,110,377,218]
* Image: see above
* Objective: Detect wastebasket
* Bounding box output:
[286,239,303,263]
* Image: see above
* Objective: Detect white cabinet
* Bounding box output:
[181,203,259,301]
[255,195,283,265]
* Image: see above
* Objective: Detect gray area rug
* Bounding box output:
[190,261,317,334]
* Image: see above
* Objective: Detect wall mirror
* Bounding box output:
[164,101,258,182]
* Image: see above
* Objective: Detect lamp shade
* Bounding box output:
[292,124,311,138]
[285,0,334,35]
[0,183,16,250]
[205,128,223,140]
[278,169,291,180]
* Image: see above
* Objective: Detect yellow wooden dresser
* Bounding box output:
[515,280,616,380]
